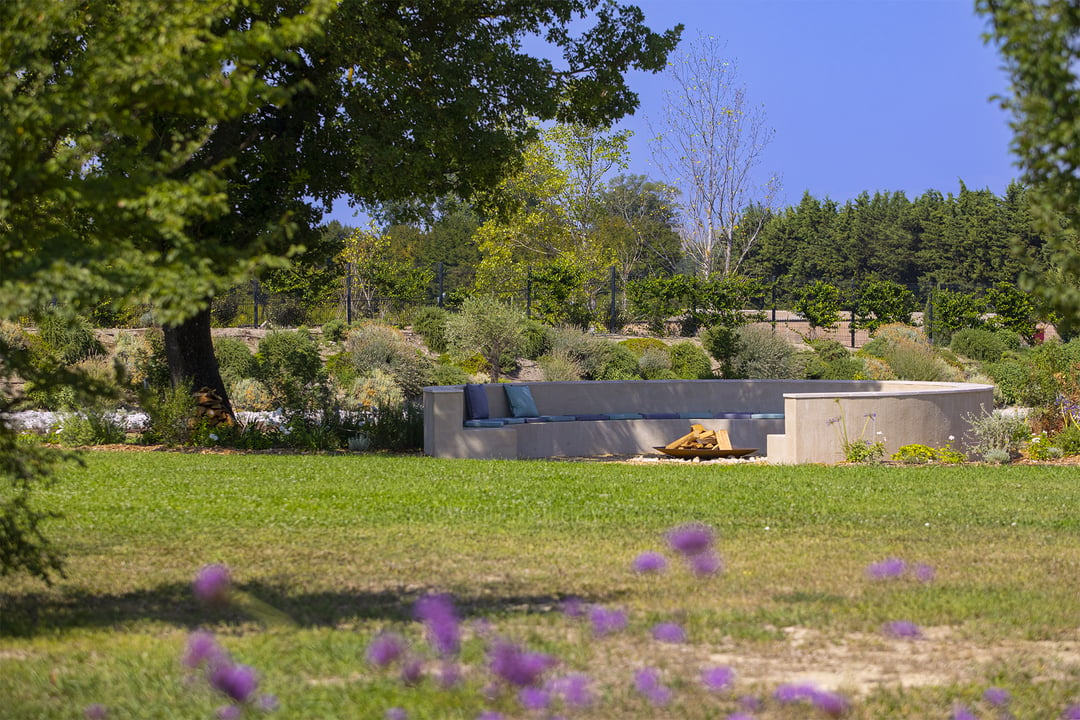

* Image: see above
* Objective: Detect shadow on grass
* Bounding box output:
[0,582,627,638]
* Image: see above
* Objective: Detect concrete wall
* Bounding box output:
[423,379,994,462]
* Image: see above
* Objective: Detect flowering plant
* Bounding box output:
[827,400,885,463]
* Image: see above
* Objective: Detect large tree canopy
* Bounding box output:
[978,0,1080,334]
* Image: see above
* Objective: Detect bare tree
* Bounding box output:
[650,35,781,278]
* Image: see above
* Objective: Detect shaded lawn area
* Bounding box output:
[1,452,1078,719]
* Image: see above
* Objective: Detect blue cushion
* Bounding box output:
[574,413,610,421]
[524,415,576,423]
[750,412,785,420]
[641,412,680,420]
[464,419,505,428]
[504,384,540,418]
[464,384,489,420]
[606,412,643,420]
[715,412,752,419]
[495,416,527,424]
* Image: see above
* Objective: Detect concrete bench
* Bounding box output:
[422,379,993,462]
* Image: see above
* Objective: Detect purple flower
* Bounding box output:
[439,661,462,689]
[414,594,460,657]
[477,713,505,720]
[913,563,936,582]
[400,658,424,686]
[385,708,408,720]
[184,631,226,669]
[865,557,907,580]
[631,551,668,574]
[826,416,841,426]
[666,523,715,556]
[739,695,763,712]
[883,620,922,638]
[209,663,259,703]
[633,668,672,706]
[952,703,978,720]
[983,687,1010,706]
[488,640,557,687]
[193,564,232,604]
[1063,705,1080,719]
[559,597,586,618]
[518,687,551,711]
[689,550,724,576]
[216,706,242,720]
[589,606,628,637]
[651,621,687,643]
[811,689,849,717]
[547,673,593,708]
[701,665,735,692]
[727,715,754,720]
[774,683,817,703]
[84,704,108,720]
[366,632,407,667]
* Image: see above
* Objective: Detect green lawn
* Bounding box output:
[2,452,1078,719]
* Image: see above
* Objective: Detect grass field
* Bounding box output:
[1,452,1078,719]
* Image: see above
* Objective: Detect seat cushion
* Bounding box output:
[641,412,680,420]
[504,384,540,418]
[463,383,489,420]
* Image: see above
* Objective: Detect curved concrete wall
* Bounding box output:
[422,379,994,462]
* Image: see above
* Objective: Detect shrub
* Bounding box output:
[891,444,937,464]
[519,319,551,361]
[699,324,739,377]
[346,322,433,399]
[808,338,850,362]
[360,402,424,451]
[669,341,714,379]
[56,406,127,447]
[140,383,199,446]
[950,328,1007,362]
[410,306,449,354]
[430,360,472,386]
[348,369,405,410]
[582,340,640,380]
[36,308,104,365]
[229,378,274,411]
[444,296,526,383]
[321,319,348,344]
[965,409,1030,462]
[214,337,258,386]
[983,359,1032,406]
[731,325,796,379]
[619,337,669,357]
[539,349,583,381]
[114,331,166,393]
[638,347,673,379]
[885,340,957,381]
[256,329,326,409]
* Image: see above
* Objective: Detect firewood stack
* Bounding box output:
[665,424,732,451]
[194,387,235,428]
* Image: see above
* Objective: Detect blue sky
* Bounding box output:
[328,0,1017,226]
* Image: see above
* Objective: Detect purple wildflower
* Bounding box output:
[727,715,754,720]
[774,683,817,703]
[701,665,735,692]
[193,564,232,604]
[84,704,108,720]
[913,563,937,582]
[631,551,668,574]
[689,550,724,576]
[209,663,259,704]
[559,597,586,618]
[884,620,922,639]
[666,523,715,556]
[826,416,841,426]
[739,695,763,712]
[812,689,850,717]
[400,658,424,686]
[216,706,242,720]
[438,661,462,689]
[1063,705,1080,719]
[477,713,505,720]
[488,640,557,687]
[366,632,407,668]
[414,594,460,657]
[589,606,628,637]
[547,673,593,708]
[952,703,978,720]
[652,621,687,643]
[184,631,226,669]
[983,687,1010,706]
[633,668,672,706]
[385,708,408,720]
[518,687,551,711]
[865,557,907,580]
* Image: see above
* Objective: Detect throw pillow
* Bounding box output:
[504,384,540,418]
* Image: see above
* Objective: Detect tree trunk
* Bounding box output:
[162,307,236,423]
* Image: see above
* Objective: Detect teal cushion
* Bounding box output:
[464,419,505,428]
[504,384,540,418]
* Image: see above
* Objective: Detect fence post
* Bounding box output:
[437,262,445,308]
[608,266,617,333]
[850,279,857,348]
[252,278,260,328]
[770,276,777,328]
